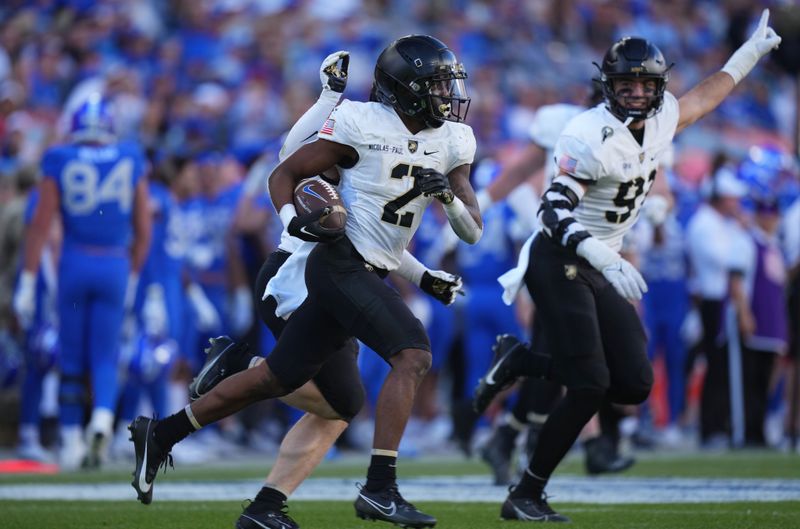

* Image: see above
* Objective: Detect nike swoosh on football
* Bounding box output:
[423,150,439,155]
[483,355,508,385]
[240,514,290,529]
[360,493,397,517]
[137,424,152,494]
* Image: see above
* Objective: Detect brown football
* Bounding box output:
[293,176,347,231]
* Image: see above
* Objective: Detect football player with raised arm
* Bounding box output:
[473,10,781,521]
[129,42,471,529]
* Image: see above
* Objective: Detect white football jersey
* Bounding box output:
[553,92,679,251]
[529,103,584,186]
[319,100,476,270]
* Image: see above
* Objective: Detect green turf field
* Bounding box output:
[1,451,799,529]
[2,499,798,529]
[2,450,798,483]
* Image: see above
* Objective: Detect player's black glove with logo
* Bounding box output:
[320,51,349,94]
[417,168,454,204]
[420,270,464,306]
[288,207,344,243]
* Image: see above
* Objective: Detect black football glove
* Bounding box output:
[420,270,464,306]
[288,207,345,243]
[320,51,349,94]
[416,168,454,204]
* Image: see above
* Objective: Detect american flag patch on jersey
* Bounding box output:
[558,154,578,174]
[320,118,335,135]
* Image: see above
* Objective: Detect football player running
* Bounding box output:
[473,9,781,522]
[132,37,472,528]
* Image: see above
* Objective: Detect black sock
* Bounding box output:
[524,389,601,483]
[247,486,287,513]
[153,407,197,450]
[365,452,397,492]
[511,468,548,499]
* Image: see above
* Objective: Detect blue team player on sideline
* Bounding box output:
[13,94,151,470]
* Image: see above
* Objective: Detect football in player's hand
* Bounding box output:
[293,176,347,231]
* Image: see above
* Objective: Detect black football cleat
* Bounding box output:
[355,483,437,528]
[188,336,253,401]
[129,416,173,505]
[501,490,570,522]
[584,436,636,475]
[473,334,527,414]
[236,502,299,529]
[480,428,516,486]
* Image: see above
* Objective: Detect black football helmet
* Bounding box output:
[596,37,672,121]
[374,35,470,128]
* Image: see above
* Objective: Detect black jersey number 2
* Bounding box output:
[382,163,422,228]
[605,169,657,224]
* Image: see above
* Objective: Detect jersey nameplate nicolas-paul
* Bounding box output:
[319,100,476,270]
[553,92,679,251]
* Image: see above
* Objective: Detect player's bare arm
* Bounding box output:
[13,177,59,327]
[22,178,59,274]
[268,138,357,211]
[676,71,735,133]
[678,8,780,133]
[269,138,357,243]
[448,163,482,228]
[416,163,482,244]
[130,177,152,274]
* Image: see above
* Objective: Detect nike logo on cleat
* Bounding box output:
[483,358,506,385]
[513,506,545,521]
[239,514,290,529]
[137,426,152,494]
[359,493,397,517]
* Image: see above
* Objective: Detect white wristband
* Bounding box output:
[278,203,297,230]
[443,196,482,244]
[576,237,620,271]
[396,251,426,286]
[721,45,758,86]
[319,88,341,104]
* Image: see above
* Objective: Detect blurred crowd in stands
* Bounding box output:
[0,0,798,471]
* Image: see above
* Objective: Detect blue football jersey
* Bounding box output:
[142,181,182,281]
[41,141,146,247]
[184,182,244,278]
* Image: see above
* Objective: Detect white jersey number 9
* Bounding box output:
[605,169,656,224]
